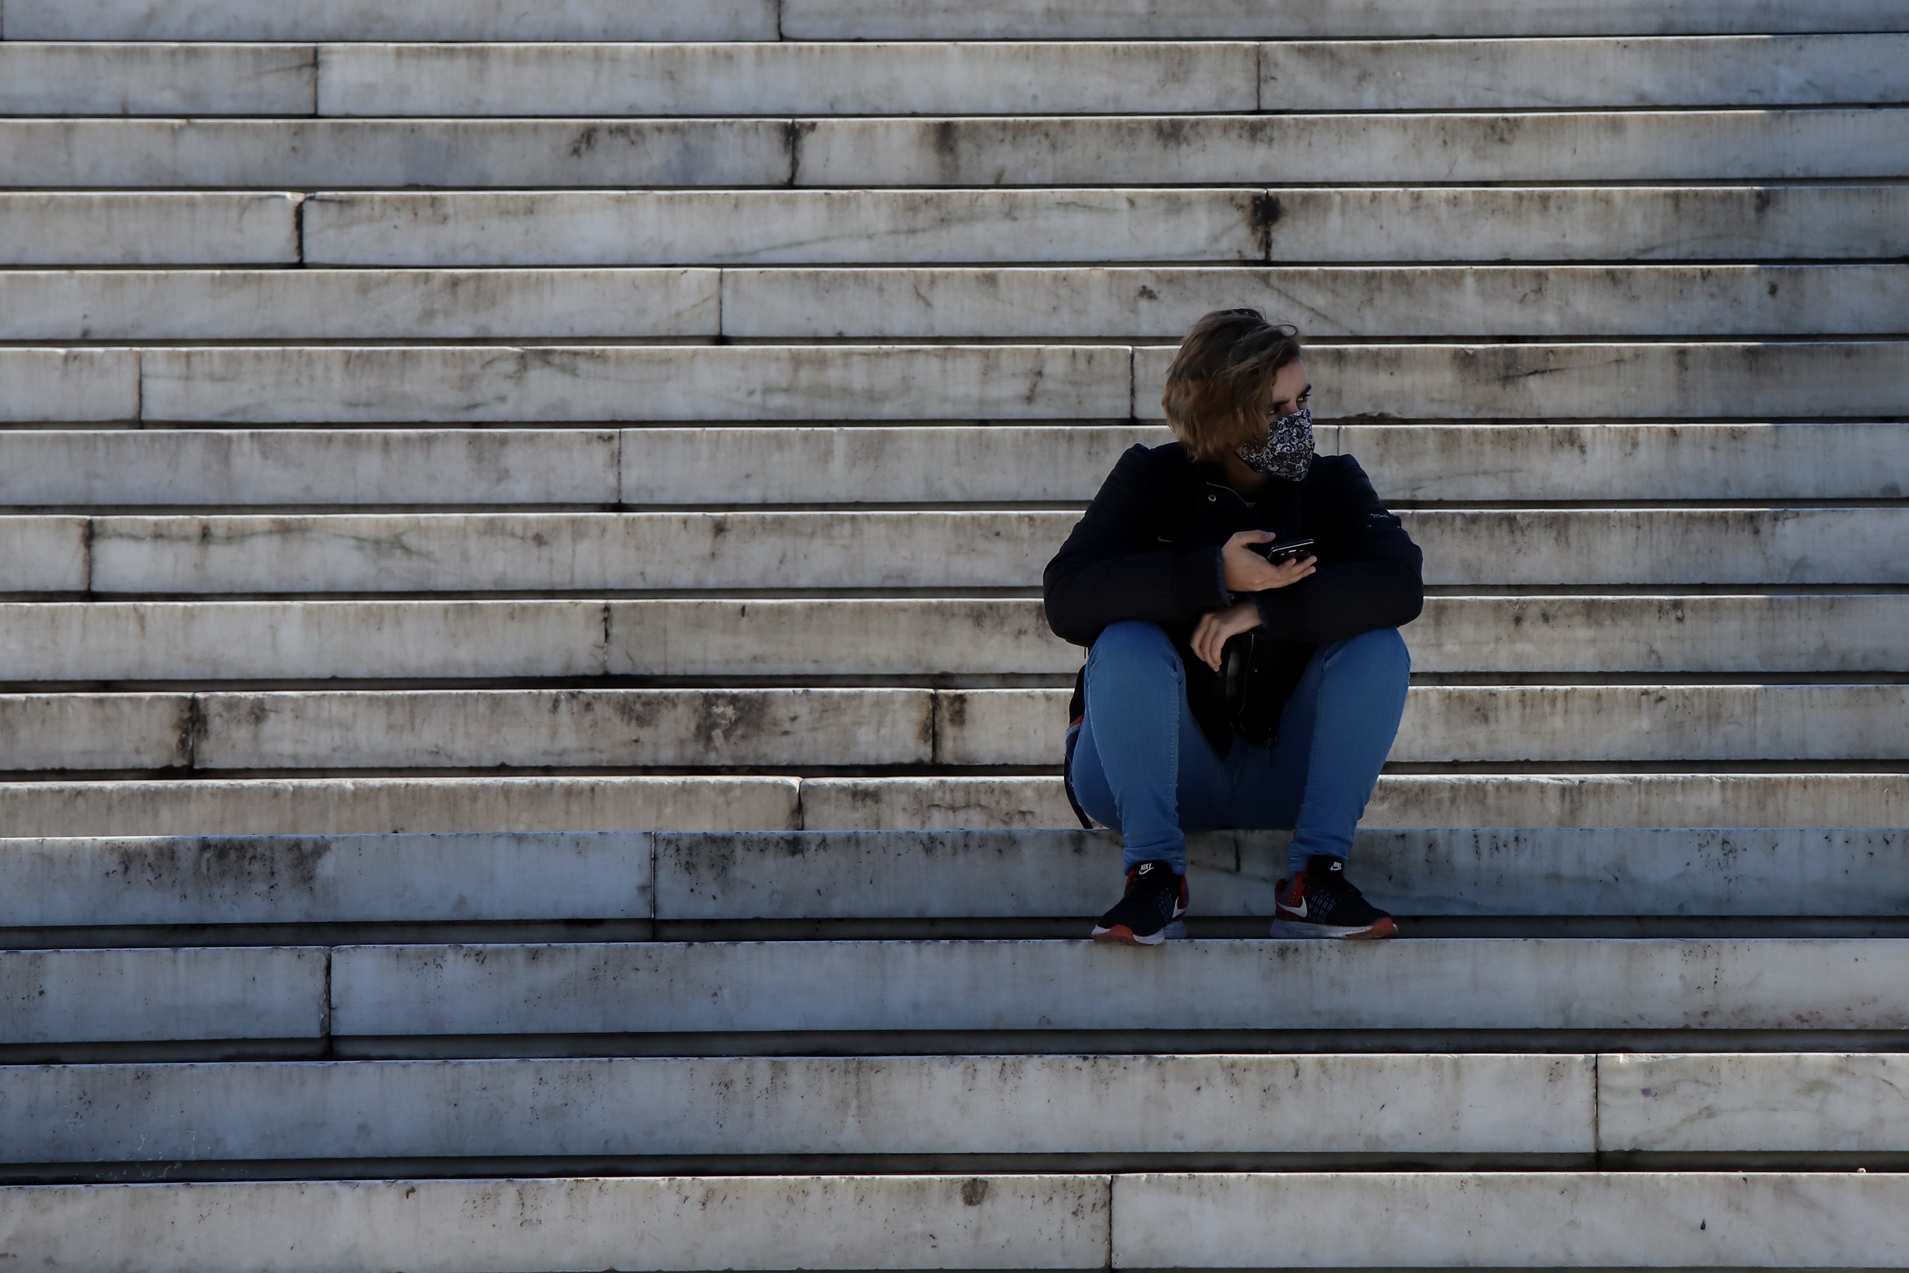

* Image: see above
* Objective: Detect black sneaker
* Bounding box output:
[1090,860,1189,946]
[1270,855,1396,940]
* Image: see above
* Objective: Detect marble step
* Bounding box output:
[4,1054,1904,1164]
[1,771,1902,838]
[15,0,1905,40]
[11,265,1909,341]
[9,342,1902,426]
[12,937,1909,1045]
[1,1171,1901,1272]
[3,0,779,41]
[0,43,315,116]
[8,507,1904,595]
[0,193,300,266]
[7,425,1906,508]
[302,186,1909,266]
[2,594,1902,681]
[6,111,1907,188]
[782,0,1909,39]
[4,684,1905,774]
[2,828,1900,928]
[308,37,1909,117]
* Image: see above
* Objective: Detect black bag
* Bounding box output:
[1220,629,1311,749]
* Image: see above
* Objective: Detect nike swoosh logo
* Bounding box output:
[1283,896,1307,918]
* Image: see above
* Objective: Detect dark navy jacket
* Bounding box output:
[1043,442,1424,754]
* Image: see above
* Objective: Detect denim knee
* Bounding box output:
[1324,626,1412,683]
[1087,620,1184,683]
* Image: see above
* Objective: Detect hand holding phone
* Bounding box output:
[1250,537,1316,567]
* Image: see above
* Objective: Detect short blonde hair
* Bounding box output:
[1160,309,1303,461]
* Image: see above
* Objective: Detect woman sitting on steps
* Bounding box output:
[1044,308,1423,945]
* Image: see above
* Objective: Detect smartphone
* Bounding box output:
[1249,538,1316,566]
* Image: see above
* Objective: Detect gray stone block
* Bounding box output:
[1115,1172,1909,1268]
[722,265,1909,339]
[0,831,652,927]
[1137,341,1909,421]
[0,119,791,188]
[0,348,137,423]
[0,946,325,1043]
[0,776,802,839]
[331,938,1909,1035]
[0,43,315,115]
[0,1175,1107,1273]
[1601,1053,1909,1153]
[4,0,779,40]
[1260,35,1909,109]
[0,193,299,266]
[798,111,1909,187]
[137,345,1128,423]
[300,186,1909,266]
[302,188,1267,266]
[781,0,1909,38]
[0,693,192,772]
[320,42,1257,116]
[0,429,622,508]
[191,688,937,769]
[0,270,720,340]
[0,1054,1590,1162]
[0,518,89,593]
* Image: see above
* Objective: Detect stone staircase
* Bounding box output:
[3,0,1908,1266]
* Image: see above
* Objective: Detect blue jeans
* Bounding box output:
[1068,621,1410,878]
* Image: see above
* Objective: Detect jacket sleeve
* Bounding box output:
[1253,455,1424,643]
[1043,446,1232,647]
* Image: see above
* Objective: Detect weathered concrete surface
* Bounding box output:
[0,694,193,772]
[320,42,1258,116]
[3,270,720,340]
[1137,341,1909,421]
[0,43,315,116]
[0,193,299,265]
[1601,1053,1909,1154]
[301,185,1909,266]
[0,1055,1591,1161]
[797,111,1909,186]
[618,426,1170,505]
[0,831,652,927]
[1346,423,1909,502]
[0,518,89,593]
[0,601,612,681]
[302,188,1267,266]
[797,773,1909,832]
[0,429,623,508]
[2,595,1898,681]
[138,345,1128,423]
[723,265,1909,338]
[3,0,780,41]
[0,946,324,1043]
[82,512,1069,594]
[192,689,937,769]
[1114,1172,1909,1268]
[0,120,792,188]
[0,1176,1107,1273]
[606,599,1075,677]
[1409,595,1909,675]
[0,776,802,838]
[1261,35,1909,109]
[331,939,1909,1035]
[934,685,1909,767]
[781,0,1909,38]
[58,507,1909,594]
[655,828,1909,920]
[0,348,137,422]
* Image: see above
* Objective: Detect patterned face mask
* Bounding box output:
[1237,404,1314,481]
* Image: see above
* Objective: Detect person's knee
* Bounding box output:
[1088,621,1182,681]
[1328,626,1412,684]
